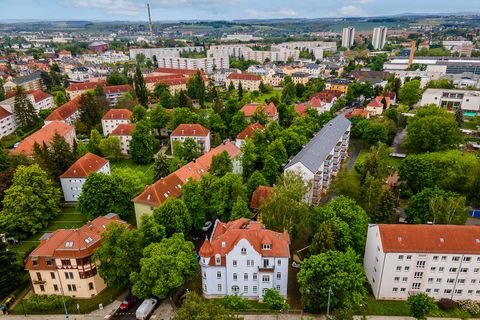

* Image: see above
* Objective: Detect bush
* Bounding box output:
[24,294,73,312]
[263,288,289,311]
[438,298,455,311]
[458,300,480,315]
[220,295,250,311]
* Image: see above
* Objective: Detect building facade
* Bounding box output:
[170,124,211,154]
[25,214,127,298]
[342,27,355,49]
[199,218,290,300]
[372,27,388,50]
[284,115,350,205]
[0,106,16,138]
[101,109,133,136]
[421,88,480,116]
[365,224,480,301]
[110,124,136,155]
[60,153,110,202]
[226,74,262,91]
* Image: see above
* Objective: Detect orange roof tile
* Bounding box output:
[0,106,12,120]
[60,153,109,178]
[250,185,274,210]
[347,108,369,118]
[25,90,51,103]
[236,122,264,140]
[45,96,81,122]
[201,218,290,260]
[144,74,186,84]
[66,81,106,92]
[111,123,136,136]
[171,123,209,137]
[264,102,278,118]
[10,122,75,156]
[227,73,262,81]
[240,103,261,117]
[104,84,132,94]
[102,108,133,121]
[377,224,480,254]
[155,68,202,75]
[295,103,307,117]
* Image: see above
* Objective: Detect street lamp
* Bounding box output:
[326,287,333,319]
[56,270,69,319]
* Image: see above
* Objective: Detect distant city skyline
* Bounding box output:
[2,0,480,21]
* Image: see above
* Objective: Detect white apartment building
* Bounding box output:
[0,106,16,138]
[104,85,133,106]
[110,124,135,155]
[0,90,54,114]
[170,123,211,154]
[372,27,388,50]
[129,47,205,60]
[101,109,133,136]
[442,41,473,57]
[199,218,290,300]
[342,27,355,49]
[365,224,480,301]
[80,51,130,64]
[226,73,262,91]
[421,88,480,116]
[284,115,350,205]
[207,45,299,63]
[59,153,110,202]
[156,56,229,73]
[220,34,263,42]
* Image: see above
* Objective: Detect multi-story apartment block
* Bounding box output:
[235,122,265,147]
[421,88,480,116]
[101,109,133,136]
[3,71,43,92]
[0,106,16,138]
[66,82,105,100]
[144,76,188,93]
[372,27,388,50]
[199,218,290,300]
[44,97,81,125]
[342,27,356,48]
[25,214,128,298]
[0,90,54,115]
[110,124,136,155]
[104,85,133,106]
[226,73,262,91]
[81,51,129,64]
[284,115,350,205]
[365,224,480,301]
[129,47,205,60]
[171,124,211,154]
[60,153,110,202]
[325,78,351,93]
[442,41,473,58]
[208,45,299,63]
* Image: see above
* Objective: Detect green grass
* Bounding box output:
[111,158,154,185]
[251,90,281,103]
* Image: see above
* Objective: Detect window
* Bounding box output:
[215,256,221,265]
[474,268,480,273]
[402,277,408,283]
[88,282,94,290]
[396,266,402,272]
[455,289,463,295]
[262,288,268,296]
[436,278,442,284]
[233,260,237,267]
[276,285,281,291]
[398,255,404,261]
[64,272,74,279]
[414,272,423,279]
[472,279,477,284]
[233,273,237,281]
[277,259,281,266]
[416,261,426,269]
[39,285,45,292]
[67,284,77,292]
[253,273,257,281]
[394,277,400,282]
[404,266,410,272]
[203,272,206,279]
[262,275,270,283]
[428,278,433,284]
[217,271,221,279]
[452,256,460,262]
[449,267,458,273]
[241,248,246,255]
[430,267,436,272]
[447,278,455,284]
[392,288,398,293]
[232,286,239,293]
[53,284,58,292]
[461,268,468,273]
[463,257,471,262]
[244,273,248,281]
[412,283,421,290]
[36,272,42,281]
[32,257,38,266]
[439,267,445,273]
[441,256,447,262]
[400,288,406,292]
[46,258,53,266]
[477,290,480,295]
[426,288,431,293]
[217,284,222,292]
[262,244,271,250]
[434,289,440,294]
[50,272,55,279]
[244,286,248,293]
[432,256,439,261]
[468,290,474,295]
[253,286,258,294]
[444,289,452,294]
[277,272,281,280]
[406,255,412,261]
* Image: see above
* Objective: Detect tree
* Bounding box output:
[153,198,192,237]
[134,65,148,107]
[237,82,243,100]
[262,155,281,185]
[116,92,137,110]
[407,293,436,320]
[209,151,233,177]
[246,171,268,199]
[425,78,454,89]
[169,156,187,173]
[153,153,170,181]
[181,180,208,230]
[297,249,366,312]
[99,136,122,160]
[0,165,61,238]
[53,91,68,107]
[263,288,289,311]
[93,224,142,289]
[241,139,259,178]
[230,112,248,137]
[14,86,40,130]
[455,107,464,127]
[138,214,165,247]
[230,197,251,220]
[174,291,237,320]
[281,76,296,104]
[131,105,147,123]
[375,189,399,223]
[187,71,206,106]
[41,132,75,178]
[173,138,200,162]
[399,155,437,195]
[87,129,102,155]
[130,121,158,164]
[0,240,22,299]
[77,92,104,134]
[398,80,421,106]
[107,71,129,85]
[310,218,352,254]
[130,234,197,299]
[362,123,388,145]
[150,105,170,132]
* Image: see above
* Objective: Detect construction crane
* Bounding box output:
[408,40,416,69]
[147,3,153,40]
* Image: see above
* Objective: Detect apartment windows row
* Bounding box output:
[229,285,281,294]
[231,272,282,282]
[398,254,480,263]
[231,258,283,268]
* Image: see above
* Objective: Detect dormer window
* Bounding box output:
[215,254,221,265]
[262,244,271,250]
[241,248,246,255]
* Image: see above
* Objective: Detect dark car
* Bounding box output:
[119,294,136,310]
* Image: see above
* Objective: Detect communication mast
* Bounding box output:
[147,3,153,40]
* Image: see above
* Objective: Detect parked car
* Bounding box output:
[119,294,136,310]
[202,221,213,232]
[135,298,157,320]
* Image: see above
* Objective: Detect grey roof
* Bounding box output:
[13,70,41,85]
[284,115,350,174]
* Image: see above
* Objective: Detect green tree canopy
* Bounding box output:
[399,80,422,106]
[130,120,158,164]
[173,138,201,162]
[153,153,170,181]
[153,198,192,237]
[209,151,233,177]
[407,293,436,320]
[174,291,237,320]
[14,86,40,130]
[99,136,122,161]
[134,65,148,107]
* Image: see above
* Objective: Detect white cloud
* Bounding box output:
[60,0,142,16]
[342,0,374,3]
[337,5,366,16]
[245,8,298,18]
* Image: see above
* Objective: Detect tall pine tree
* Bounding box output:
[14,86,39,130]
[153,153,170,181]
[77,92,104,134]
[134,65,148,107]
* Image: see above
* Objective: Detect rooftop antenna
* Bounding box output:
[147,2,154,40]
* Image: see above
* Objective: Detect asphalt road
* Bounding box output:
[110,299,143,320]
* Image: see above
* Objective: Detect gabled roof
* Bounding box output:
[284,115,351,174]
[144,74,187,84]
[104,84,132,94]
[45,96,81,122]
[311,90,343,103]
[12,71,41,85]
[102,108,132,121]
[294,103,307,117]
[0,106,12,120]
[10,122,75,156]
[236,122,265,140]
[264,102,278,117]
[25,90,51,103]
[367,98,383,108]
[171,123,210,137]
[347,108,369,118]
[376,224,480,254]
[60,153,109,179]
[111,123,136,136]
[227,73,262,81]
[199,218,290,261]
[250,185,273,210]
[240,103,261,117]
[66,81,106,92]
[155,68,201,75]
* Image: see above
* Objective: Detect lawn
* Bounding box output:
[250,89,282,104]
[111,158,154,185]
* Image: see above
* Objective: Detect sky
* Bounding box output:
[2,0,480,21]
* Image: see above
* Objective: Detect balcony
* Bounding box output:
[32,279,46,285]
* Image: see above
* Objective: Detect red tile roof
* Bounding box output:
[155,68,201,75]
[11,122,75,156]
[264,102,278,118]
[60,153,109,178]
[171,124,209,137]
[134,141,240,207]
[250,185,273,210]
[144,75,186,84]
[346,108,369,118]
[25,90,51,103]
[102,108,132,121]
[294,103,307,117]
[199,218,290,261]
[367,98,383,108]
[240,103,277,118]
[236,122,264,140]
[311,90,343,103]
[240,103,261,117]
[377,224,480,254]
[104,84,132,94]
[0,106,12,120]
[111,123,136,136]
[66,81,106,92]
[227,73,262,81]
[45,96,81,122]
